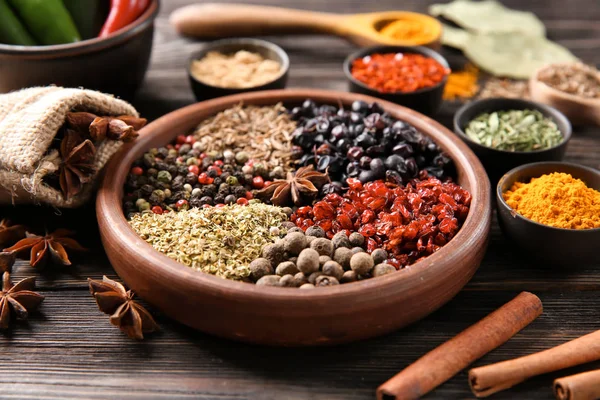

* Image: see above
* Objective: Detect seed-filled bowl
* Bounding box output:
[454,98,572,183]
[343,45,449,115]
[188,38,289,102]
[497,162,600,266]
[97,89,491,346]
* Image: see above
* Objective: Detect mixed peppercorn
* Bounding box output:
[124,100,471,286]
[122,133,285,218]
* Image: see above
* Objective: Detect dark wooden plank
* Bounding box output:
[2,290,600,399]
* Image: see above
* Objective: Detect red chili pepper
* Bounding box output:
[99,0,150,37]
[351,53,449,93]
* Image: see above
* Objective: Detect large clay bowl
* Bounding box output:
[97,89,492,346]
[0,0,159,99]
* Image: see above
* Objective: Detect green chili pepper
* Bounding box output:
[0,0,36,45]
[63,0,109,40]
[8,0,81,45]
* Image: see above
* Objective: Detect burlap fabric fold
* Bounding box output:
[0,87,138,208]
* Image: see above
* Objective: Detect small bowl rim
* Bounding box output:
[0,0,159,56]
[187,38,290,92]
[497,161,600,233]
[454,97,573,155]
[342,45,449,96]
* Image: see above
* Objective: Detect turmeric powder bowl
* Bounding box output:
[497,162,600,266]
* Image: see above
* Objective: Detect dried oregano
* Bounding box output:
[129,203,288,280]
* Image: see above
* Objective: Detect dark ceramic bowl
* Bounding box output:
[343,45,448,115]
[188,38,289,102]
[0,0,159,99]
[497,162,600,266]
[454,98,572,184]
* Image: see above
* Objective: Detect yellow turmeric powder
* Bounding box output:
[443,64,479,100]
[503,172,600,230]
[378,15,441,45]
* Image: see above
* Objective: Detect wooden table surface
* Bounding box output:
[3,1,600,399]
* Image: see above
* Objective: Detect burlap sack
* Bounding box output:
[0,87,138,208]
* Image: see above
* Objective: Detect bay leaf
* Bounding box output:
[430,0,545,37]
[462,33,577,79]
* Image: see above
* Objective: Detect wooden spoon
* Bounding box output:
[170,3,442,49]
[530,65,600,126]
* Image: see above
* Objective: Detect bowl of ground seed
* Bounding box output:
[454,98,572,184]
[188,38,289,102]
[97,89,492,346]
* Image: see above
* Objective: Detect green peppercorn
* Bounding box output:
[186,157,198,166]
[157,170,172,183]
[226,176,238,186]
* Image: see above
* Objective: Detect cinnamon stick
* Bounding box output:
[469,330,600,397]
[554,370,600,400]
[376,292,542,400]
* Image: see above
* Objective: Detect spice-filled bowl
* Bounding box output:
[454,98,572,184]
[0,0,159,98]
[497,162,600,266]
[97,89,491,346]
[188,38,289,102]
[343,45,449,115]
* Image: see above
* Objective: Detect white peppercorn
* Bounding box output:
[319,255,331,266]
[351,247,365,255]
[332,232,351,249]
[293,272,308,287]
[371,249,388,265]
[340,270,357,283]
[276,261,299,276]
[284,232,307,255]
[262,242,285,267]
[297,248,320,274]
[322,261,344,280]
[315,275,339,287]
[249,258,273,281]
[307,271,324,284]
[373,263,396,277]
[299,283,315,289]
[279,274,296,287]
[310,238,334,257]
[333,247,353,270]
[305,226,325,238]
[349,232,365,247]
[256,275,280,286]
[350,252,374,275]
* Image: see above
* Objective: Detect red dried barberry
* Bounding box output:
[292,177,471,268]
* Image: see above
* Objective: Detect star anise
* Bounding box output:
[0,219,26,247]
[59,130,96,200]
[88,276,159,340]
[66,112,147,142]
[4,229,87,268]
[257,165,330,206]
[0,272,44,329]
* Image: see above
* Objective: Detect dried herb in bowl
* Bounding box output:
[128,203,289,280]
[465,109,562,152]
